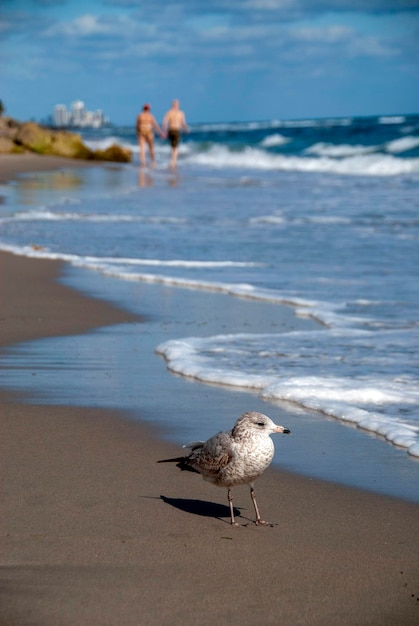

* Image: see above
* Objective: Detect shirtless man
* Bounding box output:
[136,104,163,167]
[162,99,189,168]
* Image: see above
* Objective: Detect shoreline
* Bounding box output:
[0,250,141,348]
[1,155,419,625]
[0,152,107,185]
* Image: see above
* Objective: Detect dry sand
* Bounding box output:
[1,154,419,625]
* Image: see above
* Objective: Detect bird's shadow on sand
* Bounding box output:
[158,495,244,524]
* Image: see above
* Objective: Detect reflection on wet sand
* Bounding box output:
[137,167,180,189]
[14,171,83,204]
[138,168,154,188]
[168,173,179,187]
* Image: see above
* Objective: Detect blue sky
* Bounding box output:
[1,0,419,124]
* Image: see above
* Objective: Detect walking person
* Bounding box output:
[162,99,189,169]
[136,104,163,167]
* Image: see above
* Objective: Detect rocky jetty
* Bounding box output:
[0,116,132,163]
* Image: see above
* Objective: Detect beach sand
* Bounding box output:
[1,154,419,625]
[0,153,104,185]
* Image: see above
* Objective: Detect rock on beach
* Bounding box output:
[0,116,132,163]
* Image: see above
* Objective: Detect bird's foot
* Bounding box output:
[255,519,276,527]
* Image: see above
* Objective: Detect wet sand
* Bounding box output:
[0,153,101,185]
[1,154,419,625]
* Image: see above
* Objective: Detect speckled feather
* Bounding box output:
[177,411,288,487]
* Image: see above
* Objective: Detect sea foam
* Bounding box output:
[156,328,419,458]
[186,145,419,176]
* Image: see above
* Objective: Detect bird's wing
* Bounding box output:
[190,432,234,476]
[182,441,205,451]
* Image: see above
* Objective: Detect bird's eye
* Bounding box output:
[257,422,265,427]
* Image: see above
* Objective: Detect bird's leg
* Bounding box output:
[227,488,239,526]
[250,485,272,526]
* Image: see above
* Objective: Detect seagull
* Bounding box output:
[158,411,290,526]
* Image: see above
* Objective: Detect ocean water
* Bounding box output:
[1,113,419,470]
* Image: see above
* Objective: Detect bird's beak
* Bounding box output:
[275,425,291,434]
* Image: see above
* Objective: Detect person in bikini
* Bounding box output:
[136,104,163,167]
[162,99,189,168]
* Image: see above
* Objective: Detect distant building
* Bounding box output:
[54,104,71,127]
[71,100,85,126]
[53,101,108,128]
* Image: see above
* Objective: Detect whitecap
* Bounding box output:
[260,134,291,148]
[3,210,186,224]
[379,116,406,124]
[385,136,419,154]
[187,145,419,176]
[305,142,377,157]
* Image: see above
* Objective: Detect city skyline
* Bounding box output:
[53,100,108,128]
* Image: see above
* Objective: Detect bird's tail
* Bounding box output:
[157,456,200,474]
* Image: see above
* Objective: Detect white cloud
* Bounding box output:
[43,13,141,38]
[291,25,353,43]
[289,23,399,58]
[44,14,108,36]
[348,34,399,57]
